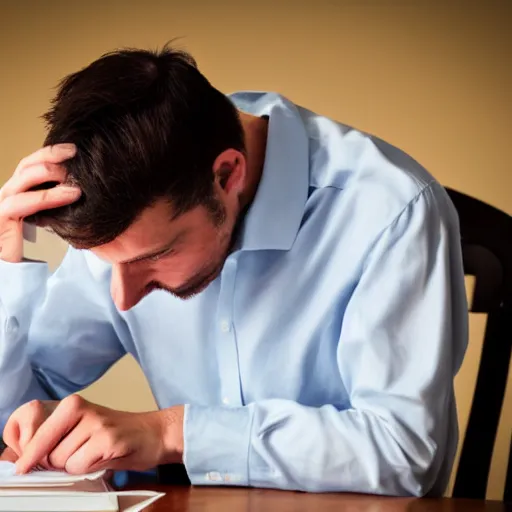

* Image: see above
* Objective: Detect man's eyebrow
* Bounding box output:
[120,232,183,264]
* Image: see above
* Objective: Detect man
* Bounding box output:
[0,45,468,496]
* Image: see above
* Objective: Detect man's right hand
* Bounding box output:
[0,144,81,263]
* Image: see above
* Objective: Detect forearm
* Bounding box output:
[182,398,453,496]
[0,260,52,431]
[0,251,126,433]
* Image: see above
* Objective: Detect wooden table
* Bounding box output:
[129,485,512,511]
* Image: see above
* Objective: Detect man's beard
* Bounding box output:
[145,259,224,300]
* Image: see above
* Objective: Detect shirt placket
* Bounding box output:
[216,256,243,407]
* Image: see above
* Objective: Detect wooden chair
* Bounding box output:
[446,188,512,501]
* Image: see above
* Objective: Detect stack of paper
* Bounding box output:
[0,462,164,512]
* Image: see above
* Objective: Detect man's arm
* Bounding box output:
[182,182,469,496]
[0,246,126,432]
[0,144,125,433]
[6,182,468,495]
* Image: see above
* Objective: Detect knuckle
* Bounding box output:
[16,156,29,172]
[26,399,44,415]
[6,401,44,439]
[61,394,84,413]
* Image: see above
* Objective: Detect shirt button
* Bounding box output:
[5,317,19,335]
[222,397,230,405]
[206,471,222,482]
[220,319,230,333]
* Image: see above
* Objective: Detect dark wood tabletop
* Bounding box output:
[124,485,512,512]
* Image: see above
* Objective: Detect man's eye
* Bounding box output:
[149,249,173,262]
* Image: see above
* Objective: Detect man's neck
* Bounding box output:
[238,111,268,211]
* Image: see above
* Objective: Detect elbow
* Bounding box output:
[390,466,436,498]
[382,441,446,498]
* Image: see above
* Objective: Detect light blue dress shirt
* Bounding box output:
[0,92,468,496]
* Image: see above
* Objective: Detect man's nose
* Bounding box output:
[110,264,146,311]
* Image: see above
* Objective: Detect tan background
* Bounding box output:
[0,0,510,500]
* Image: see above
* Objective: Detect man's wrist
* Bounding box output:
[155,406,184,466]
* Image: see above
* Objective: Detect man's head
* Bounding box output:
[34,45,250,309]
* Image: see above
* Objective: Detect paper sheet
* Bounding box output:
[0,462,164,511]
[0,490,165,512]
[0,461,106,487]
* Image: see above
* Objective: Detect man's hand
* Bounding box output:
[0,446,18,463]
[0,144,81,262]
[3,395,184,475]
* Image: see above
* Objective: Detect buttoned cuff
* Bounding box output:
[183,404,254,486]
[0,260,49,315]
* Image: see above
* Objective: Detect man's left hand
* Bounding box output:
[3,395,184,475]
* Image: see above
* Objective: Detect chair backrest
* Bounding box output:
[445,188,512,501]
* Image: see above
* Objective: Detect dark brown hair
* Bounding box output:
[31,44,245,248]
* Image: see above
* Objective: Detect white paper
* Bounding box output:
[0,490,164,512]
[0,463,165,511]
[0,462,106,487]
[0,490,118,511]
[0,461,15,478]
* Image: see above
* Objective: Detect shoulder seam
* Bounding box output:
[380,179,437,236]
[360,180,437,274]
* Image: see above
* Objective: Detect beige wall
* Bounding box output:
[1,0,510,500]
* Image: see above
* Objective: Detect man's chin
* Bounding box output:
[170,274,218,300]
[169,265,222,300]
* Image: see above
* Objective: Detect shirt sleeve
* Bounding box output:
[0,247,125,431]
[182,183,469,496]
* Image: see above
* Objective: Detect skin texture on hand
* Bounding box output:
[3,396,184,475]
[0,446,18,463]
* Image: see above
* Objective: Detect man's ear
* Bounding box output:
[218,164,232,190]
[213,149,246,195]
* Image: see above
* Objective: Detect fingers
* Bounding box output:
[3,400,48,457]
[48,423,91,469]
[14,144,76,175]
[2,144,77,201]
[64,439,105,475]
[1,162,69,199]
[0,144,79,264]
[64,431,132,475]
[0,186,81,221]
[15,395,85,474]
[0,222,24,263]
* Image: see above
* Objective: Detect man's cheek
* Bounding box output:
[158,256,202,282]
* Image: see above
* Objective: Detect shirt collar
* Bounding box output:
[228,91,309,252]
